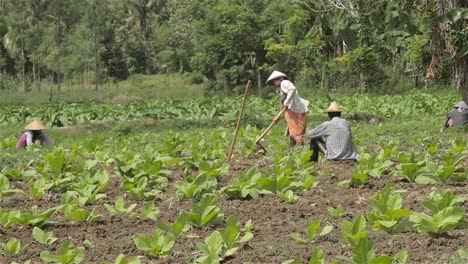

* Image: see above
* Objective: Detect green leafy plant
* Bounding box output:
[278,190,299,203]
[257,174,295,194]
[185,196,223,228]
[220,217,254,257]
[133,228,175,257]
[409,189,466,234]
[139,201,160,221]
[0,237,27,256]
[33,227,57,244]
[103,254,142,264]
[341,215,368,247]
[0,174,25,198]
[30,176,53,199]
[328,205,345,219]
[175,173,217,200]
[196,230,223,264]
[396,151,427,182]
[220,168,263,199]
[40,240,85,263]
[122,176,161,201]
[337,237,408,264]
[291,219,333,244]
[63,204,102,223]
[104,196,137,215]
[19,205,59,227]
[157,214,191,238]
[0,208,21,228]
[417,154,466,184]
[367,184,412,233]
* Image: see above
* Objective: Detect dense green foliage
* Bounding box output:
[0,0,466,96]
[0,92,466,263]
[0,92,459,128]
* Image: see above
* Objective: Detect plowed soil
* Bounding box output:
[1,158,466,264]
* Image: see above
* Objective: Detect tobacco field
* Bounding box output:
[0,92,466,264]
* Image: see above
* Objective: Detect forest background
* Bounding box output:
[0,0,467,103]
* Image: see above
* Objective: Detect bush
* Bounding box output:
[190,72,205,85]
[0,74,18,91]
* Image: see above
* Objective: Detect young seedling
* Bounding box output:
[32,227,57,245]
[409,189,466,234]
[40,240,85,263]
[0,238,28,256]
[157,215,191,238]
[0,174,25,198]
[133,228,175,257]
[0,208,21,228]
[367,183,412,233]
[341,215,368,247]
[19,205,58,228]
[220,168,262,199]
[104,196,137,215]
[327,205,345,219]
[139,201,160,221]
[185,196,223,228]
[196,231,224,264]
[220,217,254,257]
[278,190,299,204]
[63,204,102,223]
[103,254,142,264]
[337,237,408,264]
[291,219,333,245]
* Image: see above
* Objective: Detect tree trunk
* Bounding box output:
[454,55,468,102]
[37,64,41,92]
[20,27,27,92]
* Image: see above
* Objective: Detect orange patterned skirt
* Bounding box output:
[284,110,307,145]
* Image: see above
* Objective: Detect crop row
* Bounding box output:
[0,92,458,127]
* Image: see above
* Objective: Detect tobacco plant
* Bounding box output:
[220,168,263,199]
[0,238,28,256]
[133,228,175,257]
[367,183,412,233]
[410,189,466,234]
[32,227,57,244]
[40,240,85,263]
[104,196,137,215]
[291,219,333,245]
[184,196,223,228]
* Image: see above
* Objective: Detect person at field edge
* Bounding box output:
[444,101,468,128]
[266,71,309,146]
[306,102,359,162]
[16,120,53,149]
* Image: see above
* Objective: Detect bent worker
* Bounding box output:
[306,102,359,162]
[16,120,53,149]
[266,71,309,146]
[445,101,468,128]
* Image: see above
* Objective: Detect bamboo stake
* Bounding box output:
[227,80,252,162]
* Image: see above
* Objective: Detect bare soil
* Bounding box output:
[1,158,466,264]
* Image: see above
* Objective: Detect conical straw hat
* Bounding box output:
[325,102,343,112]
[453,101,468,108]
[25,120,47,130]
[266,71,288,84]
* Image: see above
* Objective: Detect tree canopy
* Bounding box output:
[0,0,467,99]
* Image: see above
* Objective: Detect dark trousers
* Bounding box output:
[309,138,326,162]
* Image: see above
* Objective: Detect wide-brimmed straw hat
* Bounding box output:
[325,102,343,112]
[25,120,47,131]
[266,71,288,84]
[453,101,468,109]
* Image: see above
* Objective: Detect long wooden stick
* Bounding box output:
[255,107,287,145]
[227,80,252,161]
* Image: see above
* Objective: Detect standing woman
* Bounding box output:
[267,71,309,146]
[16,120,53,149]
